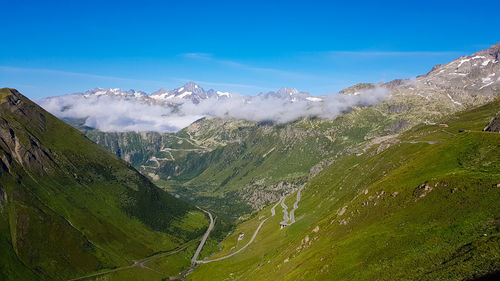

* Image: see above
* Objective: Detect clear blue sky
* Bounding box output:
[1,0,499,98]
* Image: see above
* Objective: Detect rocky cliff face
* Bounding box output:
[484,116,500,132]
[0,89,57,174]
[341,42,500,120]
[420,42,500,94]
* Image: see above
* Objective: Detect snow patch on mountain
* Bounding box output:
[36,43,500,133]
[37,83,387,132]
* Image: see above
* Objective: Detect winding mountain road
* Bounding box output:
[194,194,296,264]
[72,187,306,279]
[67,243,191,281]
[196,217,268,264]
[289,185,304,224]
[280,185,304,226]
[270,197,282,216]
[280,197,289,225]
[191,208,215,265]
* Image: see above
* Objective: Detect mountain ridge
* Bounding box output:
[188,97,500,281]
[36,42,500,135]
[0,88,209,280]
[1,43,499,281]
[70,43,500,221]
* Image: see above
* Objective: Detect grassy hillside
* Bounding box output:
[0,88,209,280]
[84,104,403,220]
[188,99,500,280]
[83,89,493,221]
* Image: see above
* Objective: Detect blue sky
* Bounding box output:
[1,0,499,98]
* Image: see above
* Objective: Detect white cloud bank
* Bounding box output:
[37,87,389,132]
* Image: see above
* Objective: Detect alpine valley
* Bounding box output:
[1,43,500,281]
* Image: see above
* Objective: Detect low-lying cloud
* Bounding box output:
[38,95,203,132]
[37,87,389,132]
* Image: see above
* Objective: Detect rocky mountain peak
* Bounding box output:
[277,87,299,96]
[474,42,500,60]
[170,82,207,103]
[260,87,313,102]
[181,81,202,92]
[151,88,167,95]
[408,42,500,103]
[83,88,147,99]
[420,42,500,80]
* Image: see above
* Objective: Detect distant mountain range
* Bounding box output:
[1,43,499,281]
[61,43,500,104]
[70,81,321,105]
[150,81,232,104]
[37,43,500,134]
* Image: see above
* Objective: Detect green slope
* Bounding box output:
[0,88,209,280]
[82,89,486,221]
[84,105,401,220]
[188,99,500,280]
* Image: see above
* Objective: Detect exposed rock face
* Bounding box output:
[380,42,500,123]
[241,181,300,210]
[413,182,435,198]
[484,116,500,132]
[0,184,6,211]
[0,123,55,174]
[477,42,500,60]
[421,42,500,94]
[151,81,214,104]
[0,90,56,174]
[258,87,315,101]
[84,130,167,167]
[309,160,334,176]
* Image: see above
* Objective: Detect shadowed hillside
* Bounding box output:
[0,88,209,280]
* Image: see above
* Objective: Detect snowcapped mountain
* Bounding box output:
[258,87,323,102]
[151,82,207,104]
[419,42,500,93]
[339,42,500,110]
[47,40,500,109]
[149,82,233,104]
[63,82,323,106]
[35,42,500,133]
[83,88,149,99]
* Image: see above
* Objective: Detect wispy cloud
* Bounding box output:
[37,86,390,133]
[180,52,213,59]
[179,53,316,80]
[1,65,288,95]
[0,65,170,85]
[324,50,465,57]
